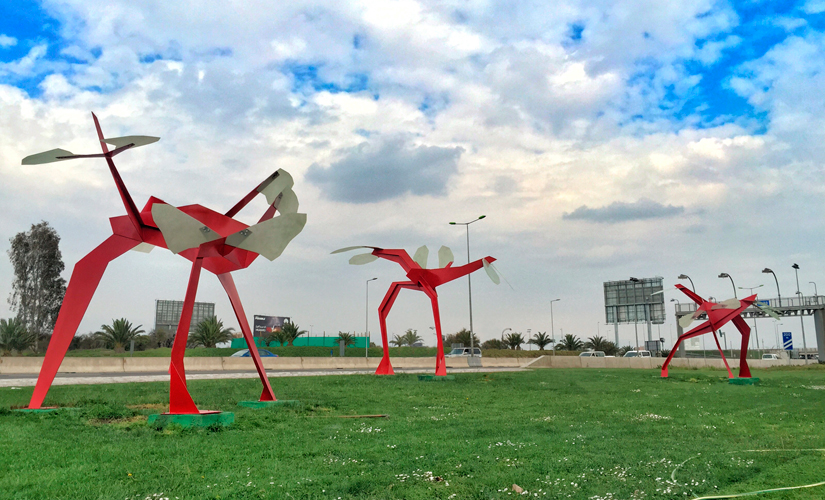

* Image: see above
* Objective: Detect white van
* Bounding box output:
[623,350,652,358]
[445,347,482,357]
[761,353,780,360]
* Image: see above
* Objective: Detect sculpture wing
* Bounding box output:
[482,258,500,285]
[258,169,295,206]
[438,246,454,268]
[754,303,782,320]
[151,204,222,254]
[331,246,380,254]
[714,298,741,310]
[225,213,307,261]
[22,148,75,165]
[679,313,697,329]
[349,253,379,265]
[274,187,299,214]
[103,135,160,148]
[412,245,429,269]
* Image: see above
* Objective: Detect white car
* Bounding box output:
[623,350,652,358]
[579,351,605,357]
[761,353,780,360]
[445,347,482,357]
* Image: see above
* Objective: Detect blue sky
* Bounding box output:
[1,0,825,350]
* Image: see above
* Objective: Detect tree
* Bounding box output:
[390,334,405,347]
[555,334,584,351]
[481,338,505,350]
[444,328,480,348]
[190,316,235,348]
[584,335,613,352]
[0,317,37,355]
[528,331,553,350]
[7,222,67,350]
[147,328,173,349]
[94,318,145,352]
[337,331,356,347]
[401,329,422,347]
[265,328,292,347]
[281,320,307,346]
[504,332,525,350]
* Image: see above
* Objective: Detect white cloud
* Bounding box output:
[0,34,17,48]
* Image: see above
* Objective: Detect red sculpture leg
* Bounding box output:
[168,256,204,414]
[376,281,419,375]
[710,331,734,378]
[423,287,447,376]
[732,316,752,378]
[217,273,276,401]
[28,234,140,409]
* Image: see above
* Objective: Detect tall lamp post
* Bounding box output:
[762,268,781,307]
[678,274,695,292]
[739,284,764,350]
[449,215,486,356]
[718,273,737,298]
[366,277,377,358]
[550,299,560,356]
[792,264,808,359]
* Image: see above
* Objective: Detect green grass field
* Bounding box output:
[1,367,824,499]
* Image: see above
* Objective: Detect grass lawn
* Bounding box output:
[1,367,824,499]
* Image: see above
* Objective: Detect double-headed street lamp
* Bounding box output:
[449,215,486,357]
[366,278,377,358]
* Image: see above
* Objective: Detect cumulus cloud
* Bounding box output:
[305,136,463,203]
[562,198,685,223]
[0,35,17,48]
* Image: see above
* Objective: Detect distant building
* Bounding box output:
[154,299,215,334]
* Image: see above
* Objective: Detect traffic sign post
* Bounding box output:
[782,331,793,350]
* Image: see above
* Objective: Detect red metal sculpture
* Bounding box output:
[332,245,500,376]
[662,285,764,378]
[22,113,306,413]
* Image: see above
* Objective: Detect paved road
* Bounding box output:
[0,367,528,388]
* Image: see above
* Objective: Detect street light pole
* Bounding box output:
[762,268,781,307]
[792,264,808,360]
[739,284,764,350]
[449,215,486,357]
[550,299,560,356]
[718,273,737,298]
[366,278,377,358]
[678,274,695,292]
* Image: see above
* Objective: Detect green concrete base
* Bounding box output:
[237,400,300,409]
[147,412,234,428]
[729,377,760,386]
[13,407,64,413]
[418,375,456,381]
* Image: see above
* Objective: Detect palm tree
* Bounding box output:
[584,335,612,352]
[445,328,480,348]
[265,328,292,347]
[190,316,235,348]
[481,338,505,349]
[390,334,405,347]
[401,329,422,346]
[504,332,525,350]
[528,331,553,351]
[555,334,584,351]
[95,318,144,352]
[337,331,356,347]
[281,320,308,346]
[0,318,36,355]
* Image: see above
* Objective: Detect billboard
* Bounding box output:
[253,315,290,337]
[155,299,215,334]
[604,277,665,325]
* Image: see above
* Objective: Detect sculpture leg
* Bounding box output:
[733,316,752,378]
[28,234,139,409]
[424,290,447,376]
[168,256,204,414]
[376,281,418,375]
[218,273,276,401]
[710,331,734,378]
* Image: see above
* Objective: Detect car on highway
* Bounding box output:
[762,353,780,360]
[445,347,482,357]
[623,350,652,358]
[579,351,605,357]
[230,349,278,357]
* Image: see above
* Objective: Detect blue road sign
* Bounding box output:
[757,300,770,307]
[782,331,793,350]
